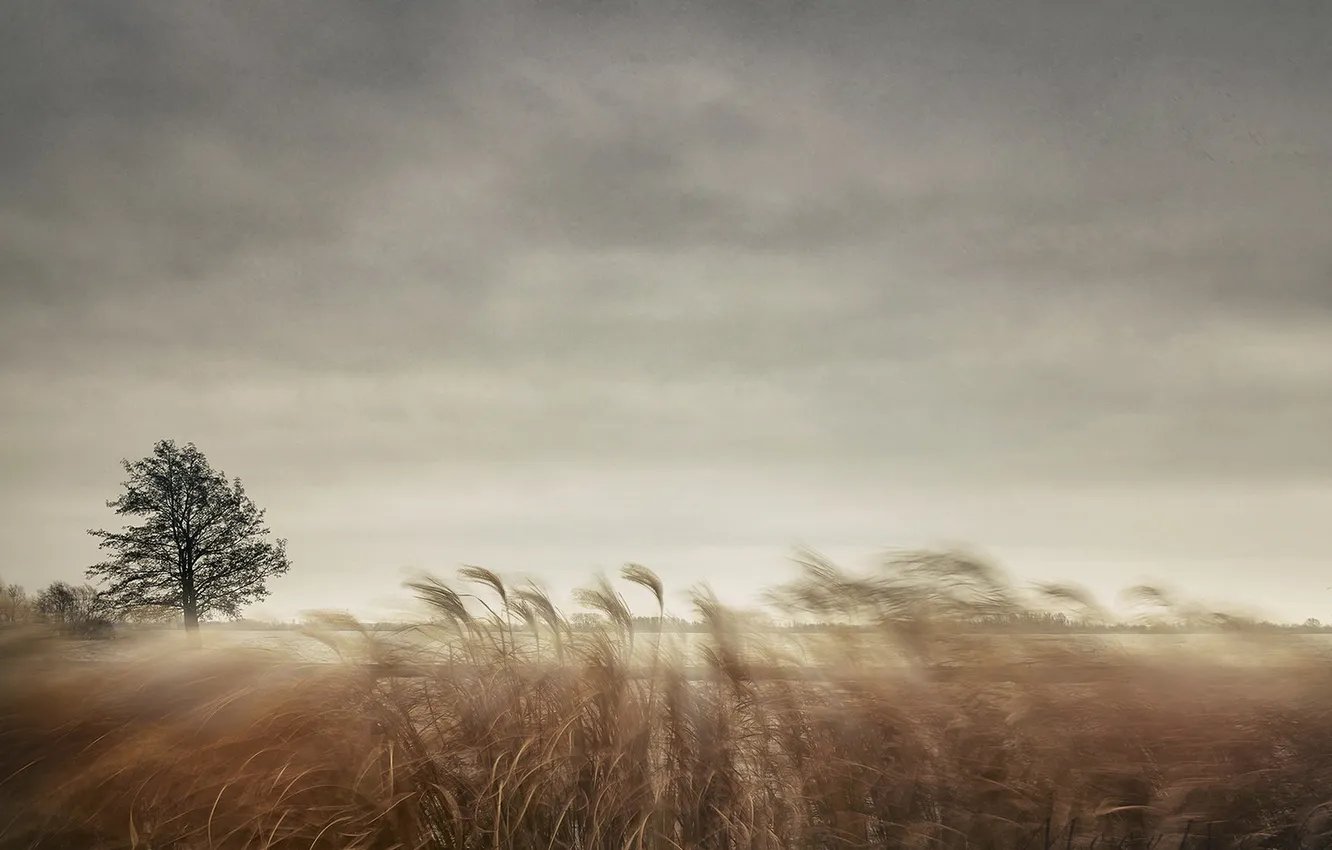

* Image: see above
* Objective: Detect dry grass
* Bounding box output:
[4,555,1332,850]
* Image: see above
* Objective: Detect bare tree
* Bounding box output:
[87,439,291,636]
[0,581,30,625]
[34,581,78,623]
[35,580,112,638]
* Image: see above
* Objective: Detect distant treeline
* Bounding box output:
[185,611,1332,634]
[8,576,1331,637]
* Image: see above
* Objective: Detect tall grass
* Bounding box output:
[4,552,1332,849]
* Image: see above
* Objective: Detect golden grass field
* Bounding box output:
[4,556,1332,850]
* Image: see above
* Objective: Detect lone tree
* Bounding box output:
[88,439,290,634]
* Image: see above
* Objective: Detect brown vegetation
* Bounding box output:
[3,554,1332,849]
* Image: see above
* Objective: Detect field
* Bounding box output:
[5,561,1332,850]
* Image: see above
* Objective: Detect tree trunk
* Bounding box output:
[182,595,202,648]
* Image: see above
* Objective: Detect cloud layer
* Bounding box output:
[3,0,1330,617]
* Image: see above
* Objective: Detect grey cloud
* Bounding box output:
[7,0,1329,318]
[0,0,476,308]
[4,0,1332,560]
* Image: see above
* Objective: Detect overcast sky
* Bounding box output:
[3,0,1331,622]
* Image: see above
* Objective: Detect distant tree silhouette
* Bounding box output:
[87,439,290,637]
[34,580,113,638]
[34,581,79,622]
[0,580,29,624]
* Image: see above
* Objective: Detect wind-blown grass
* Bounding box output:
[3,552,1332,849]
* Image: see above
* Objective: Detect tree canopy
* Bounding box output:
[87,439,290,632]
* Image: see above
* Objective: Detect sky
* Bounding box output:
[2,0,1331,623]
